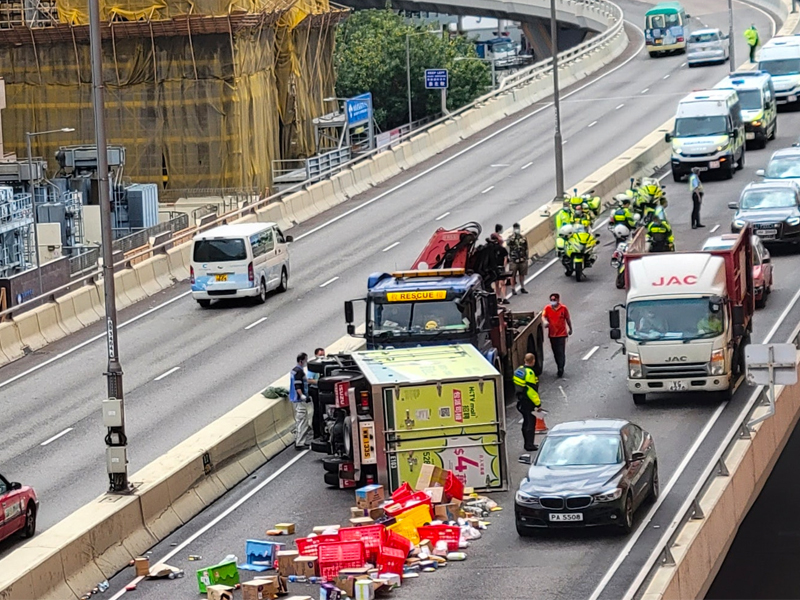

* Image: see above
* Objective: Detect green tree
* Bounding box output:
[334,9,491,131]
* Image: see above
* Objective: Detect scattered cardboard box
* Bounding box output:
[312,524,341,534]
[293,555,319,578]
[284,597,313,600]
[275,523,296,535]
[207,585,234,600]
[434,502,460,521]
[349,516,375,527]
[416,464,447,490]
[335,568,370,597]
[365,507,385,520]
[242,578,278,600]
[277,550,299,576]
[147,563,184,579]
[355,484,385,509]
[133,557,150,577]
[320,582,344,600]
[424,487,446,504]
[350,506,364,519]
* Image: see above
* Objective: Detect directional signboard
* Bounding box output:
[425,69,449,89]
[345,92,372,126]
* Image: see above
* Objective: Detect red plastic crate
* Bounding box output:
[377,546,406,576]
[317,541,366,581]
[295,533,340,557]
[338,525,385,563]
[444,471,465,500]
[383,529,413,556]
[384,492,433,518]
[391,482,414,503]
[417,524,461,551]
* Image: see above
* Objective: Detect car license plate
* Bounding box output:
[790,95,798,102]
[550,513,583,522]
[709,160,720,169]
[215,274,228,282]
[756,229,777,237]
[668,381,687,391]
[746,132,755,140]
[655,39,662,45]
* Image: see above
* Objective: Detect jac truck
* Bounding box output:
[609,226,754,405]
[344,222,545,379]
[308,344,508,491]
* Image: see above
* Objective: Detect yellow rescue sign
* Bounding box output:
[386,290,447,302]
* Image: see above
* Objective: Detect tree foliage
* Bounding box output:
[334,10,491,131]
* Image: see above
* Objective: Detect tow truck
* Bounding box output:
[609,226,754,404]
[343,222,545,379]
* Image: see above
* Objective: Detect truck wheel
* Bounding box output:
[323,471,339,487]
[672,169,682,183]
[322,456,349,473]
[311,439,331,454]
[633,393,646,405]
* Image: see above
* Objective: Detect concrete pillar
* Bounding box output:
[522,19,591,60]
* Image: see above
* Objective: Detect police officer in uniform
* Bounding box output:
[513,353,542,452]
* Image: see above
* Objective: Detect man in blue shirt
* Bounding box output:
[689,167,705,229]
[308,347,326,440]
[289,352,312,450]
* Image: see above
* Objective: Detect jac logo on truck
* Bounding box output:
[652,275,698,287]
[666,356,688,362]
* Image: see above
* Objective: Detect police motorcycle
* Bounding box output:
[646,221,675,253]
[607,193,640,241]
[633,178,666,226]
[563,223,598,282]
[567,189,601,223]
[610,224,631,289]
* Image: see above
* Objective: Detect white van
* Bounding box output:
[190,222,292,308]
[666,89,745,181]
[758,36,800,106]
[715,71,777,149]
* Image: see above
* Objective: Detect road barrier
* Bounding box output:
[0,0,627,368]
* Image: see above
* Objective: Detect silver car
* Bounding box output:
[687,28,730,66]
[756,147,800,183]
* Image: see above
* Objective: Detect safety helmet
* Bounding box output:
[633,213,642,224]
[614,193,630,204]
[558,224,574,237]
[613,224,630,240]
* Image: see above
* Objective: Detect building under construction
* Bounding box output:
[0,0,346,192]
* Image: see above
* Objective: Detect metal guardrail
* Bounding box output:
[621,319,800,600]
[111,214,190,255]
[67,246,100,276]
[0,0,624,319]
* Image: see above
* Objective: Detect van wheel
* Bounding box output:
[672,169,682,183]
[633,393,646,405]
[737,149,745,170]
[769,120,777,140]
[277,268,288,293]
[256,278,267,304]
[724,159,735,180]
[197,299,211,309]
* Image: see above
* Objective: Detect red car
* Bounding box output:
[0,474,37,542]
[702,234,773,308]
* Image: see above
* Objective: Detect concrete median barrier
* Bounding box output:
[33,303,69,345]
[133,257,163,297]
[55,293,82,335]
[0,321,24,362]
[70,284,104,327]
[14,308,46,352]
[148,254,175,290]
[166,243,191,282]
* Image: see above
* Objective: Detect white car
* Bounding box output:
[687,28,730,66]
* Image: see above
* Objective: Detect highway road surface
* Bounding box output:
[0,7,785,598]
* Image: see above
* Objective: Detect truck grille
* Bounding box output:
[540,497,564,510]
[644,362,708,378]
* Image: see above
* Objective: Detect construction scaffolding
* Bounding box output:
[0,0,345,192]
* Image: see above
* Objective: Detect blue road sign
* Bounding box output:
[345,92,372,126]
[425,69,449,89]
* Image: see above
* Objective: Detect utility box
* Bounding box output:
[106,446,127,474]
[102,397,124,428]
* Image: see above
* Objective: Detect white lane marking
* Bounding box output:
[244,317,267,330]
[292,28,646,244]
[521,161,534,170]
[154,366,180,382]
[435,211,450,221]
[588,120,598,128]
[481,186,495,194]
[108,450,311,600]
[319,277,339,288]
[640,88,650,94]
[40,427,73,446]
[490,164,510,167]
[523,258,559,285]
[680,62,687,67]
[0,290,193,392]
[662,74,670,79]
[591,281,800,600]
[710,224,720,233]
[382,242,400,252]
[587,402,726,600]
[563,139,570,145]
[615,103,625,110]
[582,346,600,361]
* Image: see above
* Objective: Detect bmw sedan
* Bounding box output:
[730,181,800,244]
[515,419,658,536]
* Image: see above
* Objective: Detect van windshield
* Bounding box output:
[193,239,247,262]
[759,58,800,76]
[736,89,763,110]
[674,115,728,137]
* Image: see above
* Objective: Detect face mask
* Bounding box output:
[513,228,521,235]
[550,301,558,308]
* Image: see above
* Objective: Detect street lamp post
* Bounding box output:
[25,127,74,296]
[405,28,444,126]
[728,0,736,72]
[88,0,129,493]
[550,0,565,199]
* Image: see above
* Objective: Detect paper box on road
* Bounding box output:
[275,523,296,535]
[207,585,234,600]
[416,464,446,490]
[424,487,446,504]
[434,501,460,521]
[242,578,278,600]
[355,484,385,509]
[133,557,150,577]
[277,550,299,576]
[313,524,341,534]
[335,568,370,597]
[349,516,375,527]
[293,555,319,578]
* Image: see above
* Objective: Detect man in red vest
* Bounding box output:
[542,293,573,378]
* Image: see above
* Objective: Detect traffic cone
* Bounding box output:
[535,411,548,434]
